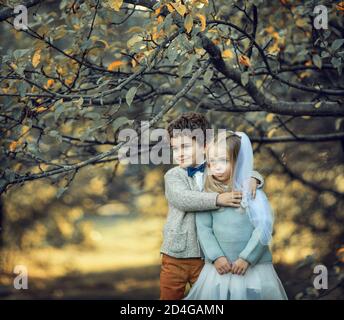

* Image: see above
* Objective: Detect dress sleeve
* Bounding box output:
[238,227,268,266]
[252,170,264,189]
[196,211,226,262]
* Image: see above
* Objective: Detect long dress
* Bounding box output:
[184,206,288,300]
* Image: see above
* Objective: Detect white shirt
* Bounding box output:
[193,161,206,191]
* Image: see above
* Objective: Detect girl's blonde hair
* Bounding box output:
[204,131,241,193]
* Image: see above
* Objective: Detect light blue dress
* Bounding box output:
[184,206,288,300]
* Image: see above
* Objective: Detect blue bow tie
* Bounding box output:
[187,162,206,177]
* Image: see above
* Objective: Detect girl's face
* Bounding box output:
[207,143,232,182]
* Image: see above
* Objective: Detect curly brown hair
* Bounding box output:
[166,112,211,144]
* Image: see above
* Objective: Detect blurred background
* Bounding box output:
[0,0,344,299]
[1,129,344,300]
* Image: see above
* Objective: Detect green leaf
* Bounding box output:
[13,49,31,60]
[54,99,64,121]
[241,72,249,86]
[312,54,322,69]
[314,101,322,109]
[48,130,59,137]
[126,86,138,107]
[331,39,344,52]
[48,130,62,143]
[74,96,84,109]
[203,69,213,85]
[112,116,131,133]
[56,187,67,199]
[331,57,341,69]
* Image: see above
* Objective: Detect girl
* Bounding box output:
[184,131,288,300]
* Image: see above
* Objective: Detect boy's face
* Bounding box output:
[170,135,205,168]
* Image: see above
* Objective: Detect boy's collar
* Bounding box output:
[185,161,206,177]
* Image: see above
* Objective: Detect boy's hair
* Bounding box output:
[166,112,211,143]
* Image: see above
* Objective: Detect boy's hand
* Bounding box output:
[250,177,259,199]
[214,256,232,275]
[232,258,249,275]
[216,192,242,207]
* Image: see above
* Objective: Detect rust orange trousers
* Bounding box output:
[159,253,205,300]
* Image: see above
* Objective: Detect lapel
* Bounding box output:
[180,167,199,191]
[189,175,199,191]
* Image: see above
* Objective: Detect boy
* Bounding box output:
[160,112,264,300]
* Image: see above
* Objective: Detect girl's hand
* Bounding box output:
[250,178,259,199]
[232,258,249,275]
[214,256,232,275]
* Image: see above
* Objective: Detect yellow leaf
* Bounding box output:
[10,62,17,70]
[126,26,144,33]
[154,7,161,16]
[35,106,47,113]
[314,101,322,109]
[239,55,251,67]
[91,37,110,49]
[268,42,280,54]
[175,4,187,17]
[157,15,164,24]
[266,113,275,123]
[184,14,193,33]
[54,26,67,40]
[57,66,66,76]
[337,1,344,12]
[9,140,18,152]
[65,77,74,86]
[295,18,307,28]
[127,34,142,48]
[195,48,206,56]
[32,50,41,68]
[196,14,206,32]
[265,26,274,34]
[1,86,10,94]
[21,125,30,135]
[267,128,277,138]
[299,71,311,79]
[45,79,55,89]
[222,49,234,59]
[108,0,123,11]
[108,60,125,71]
[166,4,175,12]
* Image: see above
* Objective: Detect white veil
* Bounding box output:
[232,131,274,245]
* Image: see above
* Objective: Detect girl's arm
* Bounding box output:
[196,212,226,262]
[238,227,268,266]
[239,188,273,266]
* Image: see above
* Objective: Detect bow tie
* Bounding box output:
[187,162,206,177]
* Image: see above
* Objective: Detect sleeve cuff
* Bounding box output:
[239,252,254,265]
[251,170,264,189]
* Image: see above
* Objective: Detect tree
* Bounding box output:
[0,0,343,196]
